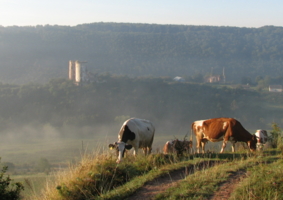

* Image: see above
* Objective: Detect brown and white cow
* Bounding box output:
[163,139,193,155]
[255,129,268,150]
[109,118,155,163]
[191,118,257,153]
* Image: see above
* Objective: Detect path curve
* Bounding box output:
[126,161,219,200]
[209,169,247,200]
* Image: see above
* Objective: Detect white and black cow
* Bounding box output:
[255,129,268,150]
[109,118,155,163]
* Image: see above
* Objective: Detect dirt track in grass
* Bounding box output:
[126,160,220,200]
[208,169,247,200]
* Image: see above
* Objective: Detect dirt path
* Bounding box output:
[209,169,247,200]
[126,161,219,200]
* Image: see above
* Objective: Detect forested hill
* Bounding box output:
[0,76,282,136]
[0,23,283,84]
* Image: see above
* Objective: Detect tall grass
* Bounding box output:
[30,148,282,200]
[31,149,188,200]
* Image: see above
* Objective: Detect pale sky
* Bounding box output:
[0,0,282,28]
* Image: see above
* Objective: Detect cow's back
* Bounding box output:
[199,118,231,141]
[202,118,253,142]
[163,141,173,154]
[192,120,205,137]
[119,118,155,148]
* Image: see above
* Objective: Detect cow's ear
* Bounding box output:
[125,144,133,150]
[109,144,115,150]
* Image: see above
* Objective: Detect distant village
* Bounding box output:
[68,60,282,92]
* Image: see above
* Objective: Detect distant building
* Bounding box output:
[205,75,221,83]
[69,60,88,85]
[269,85,282,92]
[241,84,251,90]
[173,76,185,83]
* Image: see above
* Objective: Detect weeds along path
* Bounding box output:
[208,169,247,200]
[126,160,221,200]
[208,158,279,200]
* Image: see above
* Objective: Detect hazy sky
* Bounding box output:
[0,0,282,28]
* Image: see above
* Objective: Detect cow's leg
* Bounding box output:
[133,145,139,156]
[200,138,208,153]
[220,140,228,153]
[201,141,206,153]
[231,141,236,152]
[196,138,201,153]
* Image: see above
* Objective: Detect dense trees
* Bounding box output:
[0,23,283,84]
[0,76,282,136]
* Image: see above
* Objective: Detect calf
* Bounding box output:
[163,139,192,155]
[255,129,268,150]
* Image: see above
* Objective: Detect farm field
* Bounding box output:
[0,134,190,165]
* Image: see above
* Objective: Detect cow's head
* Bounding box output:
[108,142,132,163]
[247,135,257,152]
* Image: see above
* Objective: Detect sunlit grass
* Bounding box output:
[153,153,282,200]
[230,157,283,200]
[153,157,260,200]
[28,149,283,200]
[99,155,198,200]
[3,134,282,200]
[31,150,194,200]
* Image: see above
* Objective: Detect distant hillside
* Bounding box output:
[0,23,283,84]
[1,76,283,134]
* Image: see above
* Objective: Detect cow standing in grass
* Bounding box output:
[255,129,268,150]
[109,118,155,163]
[191,118,257,153]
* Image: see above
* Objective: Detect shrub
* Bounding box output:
[0,159,24,200]
[269,123,283,149]
[36,158,51,174]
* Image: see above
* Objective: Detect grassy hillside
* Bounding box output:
[26,149,282,200]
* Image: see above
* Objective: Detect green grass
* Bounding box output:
[153,155,281,200]
[1,134,281,200]
[230,157,283,200]
[152,158,255,199]
[37,153,195,200]
[25,149,282,200]
[99,156,199,200]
